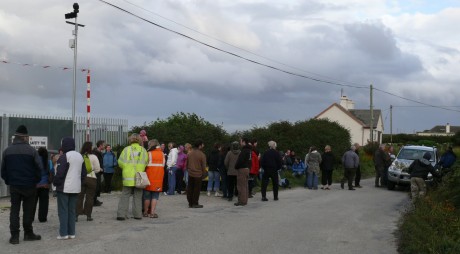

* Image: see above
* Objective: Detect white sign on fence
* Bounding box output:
[29,136,48,149]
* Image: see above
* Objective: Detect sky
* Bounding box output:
[1,0,459,134]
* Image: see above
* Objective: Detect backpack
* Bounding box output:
[83,154,93,174]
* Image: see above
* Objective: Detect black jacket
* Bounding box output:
[320,151,335,171]
[235,145,252,169]
[408,158,436,179]
[207,149,220,172]
[260,149,282,171]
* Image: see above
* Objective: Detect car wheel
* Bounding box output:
[387,181,396,190]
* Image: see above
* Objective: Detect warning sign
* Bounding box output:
[29,136,48,149]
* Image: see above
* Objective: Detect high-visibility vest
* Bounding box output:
[118,143,148,186]
[145,148,165,192]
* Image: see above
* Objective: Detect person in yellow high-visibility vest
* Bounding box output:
[116,134,148,220]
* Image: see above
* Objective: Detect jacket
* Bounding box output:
[167,147,178,168]
[177,147,187,171]
[1,137,43,188]
[260,148,282,172]
[235,144,252,169]
[145,147,165,192]
[305,151,322,174]
[320,151,335,171]
[207,149,220,172]
[342,150,359,169]
[250,150,260,175]
[103,151,118,174]
[92,148,104,170]
[224,149,240,176]
[37,153,50,188]
[292,161,305,172]
[118,143,148,187]
[54,137,86,193]
[439,151,456,168]
[374,149,390,169]
[409,158,436,179]
[186,148,207,178]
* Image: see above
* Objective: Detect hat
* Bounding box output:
[15,125,28,136]
[423,152,431,160]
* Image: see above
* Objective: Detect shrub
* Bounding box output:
[363,141,379,156]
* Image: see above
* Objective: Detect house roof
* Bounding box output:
[314,103,381,128]
[348,109,382,129]
[422,125,460,133]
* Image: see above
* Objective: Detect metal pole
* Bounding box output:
[72,16,78,139]
[370,84,374,144]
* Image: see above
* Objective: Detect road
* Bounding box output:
[0,178,409,254]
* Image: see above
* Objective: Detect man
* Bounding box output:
[186,139,207,208]
[1,125,43,244]
[166,142,178,195]
[341,145,360,191]
[408,152,437,200]
[234,137,252,206]
[102,144,117,193]
[260,141,282,201]
[116,134,149,220]
[249,139,260,198]
[374,144,390,187]
[438,146,456,173]
[92,140,105,206]
[353,143,362,188]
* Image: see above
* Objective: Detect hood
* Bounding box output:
[61,137,75,153]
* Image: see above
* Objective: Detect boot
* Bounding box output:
[24,232,41,241]
[9,233,19,245]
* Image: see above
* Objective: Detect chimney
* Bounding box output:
[340,95,355,110]
[446,123,451,133]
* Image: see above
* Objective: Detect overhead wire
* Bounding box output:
[98,0,460,114]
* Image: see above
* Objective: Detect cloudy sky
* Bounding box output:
[1,0,459,134]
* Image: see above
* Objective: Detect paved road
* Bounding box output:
[0,178,409,254]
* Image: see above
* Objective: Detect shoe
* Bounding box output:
[227,197,233,202]
[355,185,363,188]
[163,192,168,196]
[262,197,268,201]
[87,216,93,221]
[234,202,246,206]
[325,187,330,190]
[57,235,69,240]
[207,191,211,197]
[249,194,254,198]
[274,197,279,201]
[192,204,203,208]
[24,232,41,241]
[116,217,125,221]
[340,182,344,189]
[69,235,76,239]
[9,235,19,245]
[39,219,47,223]
[320,187,324,190]
[215,192,222,197]
[349,188,356,191]
[134,217,142,220]
[94,200,103,206]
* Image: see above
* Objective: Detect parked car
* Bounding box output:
[387,145,438,190]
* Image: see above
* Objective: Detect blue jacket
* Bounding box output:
[439,151,456,168]
[292,161,306,172]
[1,137,43,188]
[103,151,118,174]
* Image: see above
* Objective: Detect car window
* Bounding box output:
[397,149,434,161]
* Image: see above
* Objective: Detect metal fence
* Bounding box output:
[0,114,128,197]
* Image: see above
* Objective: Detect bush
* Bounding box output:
[363,141,379,156]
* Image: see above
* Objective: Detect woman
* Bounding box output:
[305,146,322,190]
[176,145,187,194]
[320,145,335,190]
[102,144,118,193]
[207,143,222,197]
[54,137,85,240]
[224,142,240,202]
[33,147,50,222]
[76,142,101,222]
[116,134,148,220]
[143,139,165,218]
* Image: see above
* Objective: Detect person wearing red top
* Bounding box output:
[249,139,260,198]
[143,139,165,218]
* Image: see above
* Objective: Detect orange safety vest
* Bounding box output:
[145,148,165,192]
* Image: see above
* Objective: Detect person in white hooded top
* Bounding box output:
[166,142,178,195]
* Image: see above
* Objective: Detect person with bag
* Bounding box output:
[116,134,148,221]
[143,139,165,218]
[76,142,101,222]
[102,144,118,194]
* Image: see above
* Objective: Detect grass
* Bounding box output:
[397,164,460,254]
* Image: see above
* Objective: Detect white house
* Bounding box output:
[314,96,384,146]
[416,123,460,137]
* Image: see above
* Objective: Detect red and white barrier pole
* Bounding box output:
[86,69,91,141]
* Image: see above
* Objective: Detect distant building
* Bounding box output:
[315,96,384,146]
[416,123,460,137]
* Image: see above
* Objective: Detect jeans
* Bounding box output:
[305,172,319,189]
[207,171,220,192]
[10,187,37,236]
[167,167,178,195]
[184,170,189,187]
[57,192,78,237]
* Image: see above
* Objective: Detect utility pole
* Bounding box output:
[370,84,374,144]
[65,3,85,139]
[390,105,393,144]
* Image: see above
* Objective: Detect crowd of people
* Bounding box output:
[2,125,456,245]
